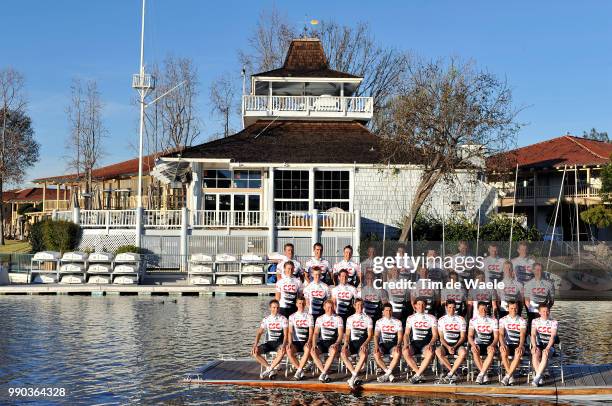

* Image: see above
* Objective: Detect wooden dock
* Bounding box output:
[183,359,612,402]
[0,284,275,296]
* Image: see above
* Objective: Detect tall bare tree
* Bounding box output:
[66,79,105,209]
[379,58,521,242]
[209,73,237,138]
[0,68,40,244]
[238,7,408,132]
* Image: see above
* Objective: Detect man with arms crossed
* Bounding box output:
[341,298,373,389]
[374,303,404,383]
[436,299,467,384]
[499,300,527,386]
[275,261,303,318]
[402,298,438,384]
[287,296,314,381]
[311,299,344,383]
[252,299,289,379]
[468,301,499,384]
[531,303,558,387]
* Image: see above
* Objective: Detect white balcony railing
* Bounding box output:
[143,210,182,228]
[500,184,602,200]
[242,95,373,122]
[80,210,138,228]
[193,210,266,228]
[275,210,356,230]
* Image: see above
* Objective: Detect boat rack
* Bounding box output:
[188,253,268,286]
[29,251,61,284]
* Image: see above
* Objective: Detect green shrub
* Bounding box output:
[28,219,80,253]
[480,215,541,242]
[115,245,142,254]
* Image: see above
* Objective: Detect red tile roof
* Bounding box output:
[33,154,157,184]
[253,38,361,79]
[488,135,612,171]
[2,187,70,202]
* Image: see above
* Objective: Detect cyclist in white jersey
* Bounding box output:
[497,260,524,318]
[498,300,527,386]
[468,271,498,319]
[402,298,438,384]
[374,303,404,383]
[436,299,467,383]
[361,271,388,322]
[468,302,499,384]
[305,242,332,285]
[332,270,358,324]
[360,245,378,275]
[276,243,303,281]
[530,303,558,386]
[524,263,555,332]
[448,240,472,281]
[440,271,468,317]
[275,261,303,318]
[252,299,289,379]
[395,245,416,281]
[425,249,447,284]
[386,266,409,326]
[303,267,331,321]
[341,298,373,389]
[333,245,362,287]
[481,244,505,283]
[286,296,314,380]
[512,242,535,283]
[310,299,344,383]
[412,266,440,315]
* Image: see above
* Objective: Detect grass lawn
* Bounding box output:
[0,240,31,253]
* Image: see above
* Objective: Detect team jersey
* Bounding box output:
[386,279,408,315]
[481,256,505,283]
[396,256,416,279]
[512,256,535,283]
[497,278,524,311]
[260,314,288,342]
[499,314,527,346]
[303,281,330,316]
[361,257,378,274]
[289,311,314,342]
[524,278,555,313]
[333,260,361,287]
[277,258,303,280]
[375,317,403,343]
[315,313,343,341]
[275,277,302,309]
[411,284,438,314]
[469,315,498,345]
[360,285,387,318]
[406,312,437,342]
[304,257,332,283]
[440,287,468,314]
[469,287,497,318]
[332,284,358,316]
[346,312,373,341]
[449,254,471,275]
[438,314,467,345]
[426,266,446,283]
[532,317,558,347]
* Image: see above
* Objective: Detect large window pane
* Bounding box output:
[314,170,350,211]
[248,195,260,211]
[219,194,231,211]
[204,195,216,210]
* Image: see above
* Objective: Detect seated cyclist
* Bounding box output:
[498,300,527,386]
[436,299,468,384]
[374,303,404,383]
[497,261,524,319]
[310,299,344,383]
[287,296,314,381]
[530,303,558,387]
[332,269,358,325]
[412,266,440,315]
[468,271,498,319]
[275,261,303,318]
[402,298,438,384]
[361,270,388,322]
[252,299,289,379]
[468,301,499,384]
[524,262,555,333]
[440,271,468,318]
[341,298,373,389]
[303,267,331,321]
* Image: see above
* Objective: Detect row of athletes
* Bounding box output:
[276,258,555,333]
[253,297,557,389]
[274,241,543,288]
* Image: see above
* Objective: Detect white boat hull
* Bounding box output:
[88,264,112,273]
[60,274,85,284]
[31,273,58,284]
[113,275,138,285]
[216,275,238,285]
[60,264,85,273]
[87,275,111,284]
[241,275,264,285]
[242,265,264,273]
[189,275,213,285]
[190,265,213,274]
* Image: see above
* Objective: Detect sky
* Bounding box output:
[2,0,611,186]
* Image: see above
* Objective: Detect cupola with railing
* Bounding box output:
[242,38,373,127]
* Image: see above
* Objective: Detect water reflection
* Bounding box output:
[0,297,610,405]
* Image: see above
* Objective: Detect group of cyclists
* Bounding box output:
[252,241,559,389]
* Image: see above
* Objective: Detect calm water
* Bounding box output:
[1,297,611,405]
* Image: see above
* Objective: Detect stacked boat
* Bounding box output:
[113,252,142,284]
[30,251,61,283]
[188,254,214,285]
[87,252,114,284]
[187,253,268,285]
[59,251,88,284]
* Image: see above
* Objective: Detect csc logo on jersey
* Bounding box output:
[504,287,517,294]
[476,294,490,301]
[413,321,432,329]
[532,287,547,295]
[295,319,310,328]
[477,325,492,333]
[506,323,522,331]
[447,294,463,301]
[352,320,367,329]
[337,291,353,300]
[536,326,553,334]
[321,320,338,328]
[444,323,461,331]
[283,284,298,293]
[268,322,282,330]
[309,290,326,299]
[382,325,399,334]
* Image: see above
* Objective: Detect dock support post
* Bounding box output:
[135,206,143,247]
[353,209,361,257]
[180,207,189,272]
[311,209,319,248]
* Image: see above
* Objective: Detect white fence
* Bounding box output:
[193,210,266,228]
[80,210,137,228]
[243,95,373,115]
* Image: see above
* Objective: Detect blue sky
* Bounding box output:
[2,0,611,185]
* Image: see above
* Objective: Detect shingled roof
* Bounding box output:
[166,120,383,164]
[2,187,69,202]
[253,38,361,79]
[488,135,612,171]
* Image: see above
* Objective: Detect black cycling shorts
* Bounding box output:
[317,339,337,354]
[410,339,430,356]
[378,340,398,355]
[504,343,519,356]
[475,343,492,355]
[536,344,556,355]
[258,340,283,354]
[348,339,367,355]
[291,340,308,353]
